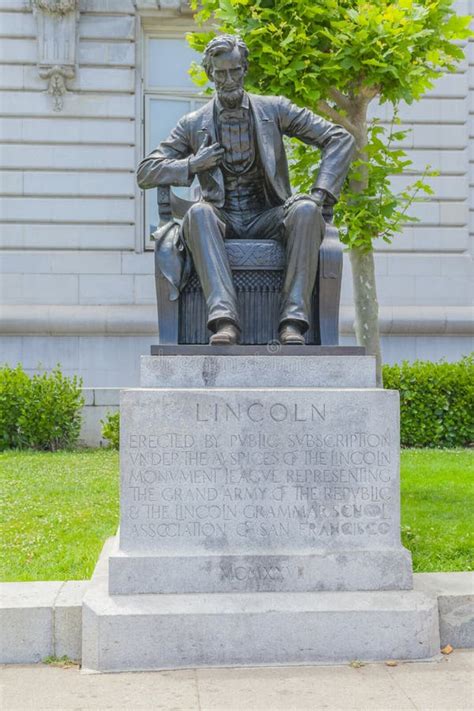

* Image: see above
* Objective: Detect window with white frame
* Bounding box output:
[143,35,206,248]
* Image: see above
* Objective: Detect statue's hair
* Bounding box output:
[202,34,249,77]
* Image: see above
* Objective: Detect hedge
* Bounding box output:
[101,411,120,450]
[383,355,473,448]
[0,364,84,451]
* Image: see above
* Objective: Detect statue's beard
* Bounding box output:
[217,87,244,109]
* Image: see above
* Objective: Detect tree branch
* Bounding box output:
[361,84,380,101]
[317,99,356,135]
[328,87,351,111]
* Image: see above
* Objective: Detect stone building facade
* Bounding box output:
[0,0,473,386]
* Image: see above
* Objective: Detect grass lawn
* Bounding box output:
[0,449,119,582]
[400,448,473,573]
[0,448,472,582]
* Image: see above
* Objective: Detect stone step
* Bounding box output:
[82,539,439,673]
[1,560,472,665]
[415,572,474,650]
[0,581,87,664]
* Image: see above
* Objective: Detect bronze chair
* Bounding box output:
[154,186,343,345]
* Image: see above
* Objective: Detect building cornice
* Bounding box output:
[134,0,193,19]
[1,305,472,337]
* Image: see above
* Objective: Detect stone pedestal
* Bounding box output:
[82,352,440,672]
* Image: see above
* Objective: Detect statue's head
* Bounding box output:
[203,34,249,109]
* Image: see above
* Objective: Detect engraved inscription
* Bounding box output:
[196,401,326,422]
[121,392,399,556]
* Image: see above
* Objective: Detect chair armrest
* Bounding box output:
[157,186,172,225]
[320,223,343,279]
[322,205,334,223]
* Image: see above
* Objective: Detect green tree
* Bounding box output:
[188,0,471,384]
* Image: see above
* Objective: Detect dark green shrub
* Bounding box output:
[383,355,474,448]
[0,364,31,450]
[101,411,120,450]
[0,364,84,451]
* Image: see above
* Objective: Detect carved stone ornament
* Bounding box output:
[31,0,79,111]
[134,0,192,14]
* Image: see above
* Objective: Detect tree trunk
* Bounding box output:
[347,102,383,386]
[349,247,383,386]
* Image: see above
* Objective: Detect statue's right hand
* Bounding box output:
[189,135,225,174]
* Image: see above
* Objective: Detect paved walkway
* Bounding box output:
[1,650,473,711]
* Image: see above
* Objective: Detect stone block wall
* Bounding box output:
[80,387,119,447]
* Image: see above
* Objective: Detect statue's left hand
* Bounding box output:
[284,190,327,211]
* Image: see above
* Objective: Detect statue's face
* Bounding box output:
[210,47,246,108]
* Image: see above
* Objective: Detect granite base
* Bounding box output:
[109,542,412,594]
[140,354,376,389]
[82,539,439,673]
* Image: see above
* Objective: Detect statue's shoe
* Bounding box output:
[279,321,305,345]
[209,321,240,345]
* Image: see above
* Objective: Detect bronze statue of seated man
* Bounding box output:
[137,34,354,345]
